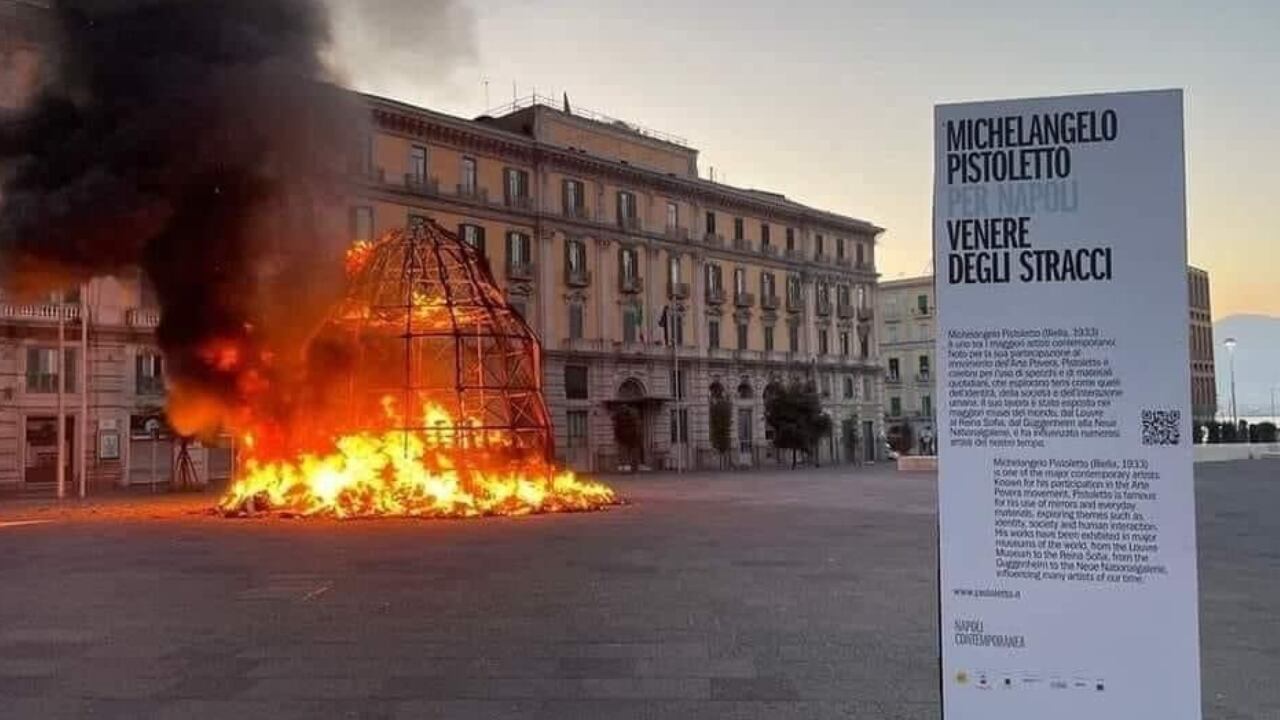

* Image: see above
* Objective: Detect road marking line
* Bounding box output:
[0,520,52,529]
[300,583,333,602]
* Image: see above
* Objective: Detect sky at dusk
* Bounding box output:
[333,0,1279,320]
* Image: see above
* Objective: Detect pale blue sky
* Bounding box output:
[336,0,1280,318]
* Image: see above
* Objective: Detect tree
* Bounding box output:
[765,381,830,468]
[1251,421,1277,444]
[709,395,733,468]
[889,424,914,455]
[610,405,642,469]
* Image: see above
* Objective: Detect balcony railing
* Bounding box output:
[816,299,832,316]
[620,275,644,294]
[404,174,440,196]
[708,347,733,361]
[856,307,874,322]
[836,256,852,268]
[703,232,725,248]
[732,236,751,252]
[815,251,830,264]
[127,308,161,328]
[734,291,755,308]
[0,303,81,322]
[667,282,690,300]
[886,374,903,386]
[837,303,854,319]
[705,287,726,305]
[665,226,690,241]
[913,306,934,317]
[760,294,780,311]
[733,349,762,361]
[507,261,535,281]
[566,268,592,288]
[455,184,488,203]
[617,215,642,232]
[916,373,932,384]
[136,377,165,396]
[505,194,533,211]
[562,204,588,220]
[784,247,804,262]
[785,294,804,313]
[760,243,778,258]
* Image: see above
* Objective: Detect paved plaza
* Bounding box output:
[0,461,1276,719]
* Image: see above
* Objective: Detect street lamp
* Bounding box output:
[1224,337,1238,428]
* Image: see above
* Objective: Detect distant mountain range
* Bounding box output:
[1214,314,1279,418]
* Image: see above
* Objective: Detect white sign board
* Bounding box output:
[934,90,1199,719]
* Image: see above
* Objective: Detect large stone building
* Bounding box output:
[0,92,885,491]
[356,94,886,471]
[1188,266,1217,425]
[878,267,1217,456]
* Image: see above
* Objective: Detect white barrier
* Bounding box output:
[897,456,938,472]
[1194,444,1280,463]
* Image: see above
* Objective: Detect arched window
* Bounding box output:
[709,381,725,400]
[736,379,753,400]
[618,378,646,400]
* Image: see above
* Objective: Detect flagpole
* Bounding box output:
[674,313,681,475]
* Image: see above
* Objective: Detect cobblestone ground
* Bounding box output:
[0,461,1275,719]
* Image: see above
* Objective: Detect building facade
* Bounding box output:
[1188,266,1217,425]
[877,267,1217,456]
[876,276,936,455]
[356,95,886,471]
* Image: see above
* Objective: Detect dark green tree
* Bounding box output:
[765,381,831,468]
[709,395,733,468]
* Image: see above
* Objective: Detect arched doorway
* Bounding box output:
[609,378,649,469]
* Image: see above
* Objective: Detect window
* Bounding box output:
[567,410,589,448]
[820,373,832,398]
[504,167,529,206]
[817,282,831,307]
[840,331,850,357]
[351,206,373,242]
[788,323,799,353]
[506,232,531,267]
[888,358,900,381]
[917,294,930,314]
[668,255,682,285]
[761,272,775,299]
[815,234,825,256]
[922,395,933,417]
[670,368,687,399]
[838,284,851,308]
[26,347,76,393]
[764,326,775,352]
[737,322,749,350]
[620,247,639,282]
[733,217,744,240]
[858,328,870,358]
[563,179,585,216]
[622,304,642,343]
[136,352,164,395]
[734,267,747,296]
[568,303,584,340]
[459,224,486,253]
[737,408,753,452]
[843,376,855,400]
[919,355,930,379]
[705,263,723,292]
[857,285,868,309]
[890,396,902,417]
[670,408,689,443]
[787,275,802,303]
[708,319,721,349]
[836,237,845,259]
[818,329,829,355]
[785,227,795,251]
[863,376,874,401]
[737,379,753,400]
[856,242,865,267]
[566,238,587,275]
[408,145,427,183]
[564,365,589,400]
[761,223,771,247]
[616,190,637,228]
[666,201,679,230]
[461,156,477,194]
[705,211,716,235]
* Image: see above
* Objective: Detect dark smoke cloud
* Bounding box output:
[0,0,367,435]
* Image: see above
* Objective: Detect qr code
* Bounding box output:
[1142,409,1181,446]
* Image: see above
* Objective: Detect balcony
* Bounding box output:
[617,215,642,233]
[665,225,690,241]
[732,236,751,252]
[856,307,874,322]
[916,373,932,384]
[886,374,903,386]
[620,275,644,294]
[760,294,780,311]
[708,347,733,361]
[784,247,804,262]
[836,256,852,268]
[566,268,592,288]
[562,204,588,220]
[703,232,725,248]
[733,349,762,362]
[562,338,607,353]
[785,294,804,313]
[837,303,854,319]
[913,306,934,317]
[404,174,440,196]
[734,291,755,308]
[505,194,534,211]
[705,287,726,305]
[136,377,165,396]
[507,261,535,281]
[815,251,830,265]
[667,282,690,300]
[127,308,161,328]
[816,299,832,317]
[455,184,488,203]
[1,302,81,323]
[760,243,778,258]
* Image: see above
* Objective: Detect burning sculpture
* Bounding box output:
[219,222,615,518]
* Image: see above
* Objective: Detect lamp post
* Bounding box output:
[1224,338,1238,429]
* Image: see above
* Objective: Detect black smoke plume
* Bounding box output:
[0,0,365,435]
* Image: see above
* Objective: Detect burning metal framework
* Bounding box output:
[219,222,616,517]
